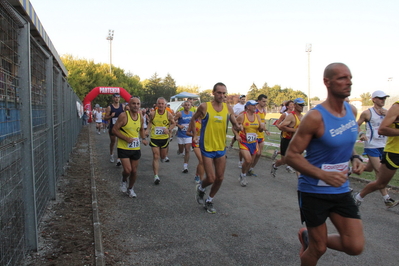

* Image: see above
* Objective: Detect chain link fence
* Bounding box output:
[0,1,82,265]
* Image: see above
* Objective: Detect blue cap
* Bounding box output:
[294,98,305,104]
[245,100,257,107]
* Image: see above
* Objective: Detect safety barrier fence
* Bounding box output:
[0,1,82,265]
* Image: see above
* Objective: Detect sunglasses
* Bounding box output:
[297,104,305,107]
[376,97,387,100]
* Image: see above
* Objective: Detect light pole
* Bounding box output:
[305,43,312,111]
[106,29,114,74]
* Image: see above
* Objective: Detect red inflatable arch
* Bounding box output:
[83,87,131,122]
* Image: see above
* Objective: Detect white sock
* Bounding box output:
[183,163,188,169]
[356,193,364,201]
[383,194,390,201]
[206,196,213,202]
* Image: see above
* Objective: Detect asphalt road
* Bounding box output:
[89,124,399,266]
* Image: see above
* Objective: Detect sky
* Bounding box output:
[30,0,399,103]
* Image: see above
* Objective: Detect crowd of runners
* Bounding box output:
[85,62,399,266]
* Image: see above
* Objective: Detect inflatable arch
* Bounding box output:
[83,87,131,122]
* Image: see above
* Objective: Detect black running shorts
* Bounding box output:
[298,191,361,228]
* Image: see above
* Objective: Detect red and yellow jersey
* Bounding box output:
[239,112,260,144]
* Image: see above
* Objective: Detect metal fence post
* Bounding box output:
[19,18,38,251]
[46,57,56,200]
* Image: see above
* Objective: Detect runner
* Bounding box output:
[271,98,304,177]
[148,97,176,184]
[174,101,194,173]
[112,96,148,198]
[272,100,295,161]
[92,104,103,135]
[286,62,365,265]
[188,82,242,214]
[230,95,246,168]
[354,100,399,207]
[236,100,264,186]
[105,93,124,165]
[187,118,204,184]
[249,94,270,176]
[355,90,398,207]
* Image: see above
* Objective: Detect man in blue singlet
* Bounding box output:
[105,93,124,165]
[285,63,365,265]
[174,101,193,173]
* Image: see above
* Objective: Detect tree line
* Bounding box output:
[62,55,310,109]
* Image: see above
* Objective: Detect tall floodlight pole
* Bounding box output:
[106,30,114,73]
[305,43,312,111]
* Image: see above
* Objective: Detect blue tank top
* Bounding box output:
[177,111,193,138]
[298,102,357,194]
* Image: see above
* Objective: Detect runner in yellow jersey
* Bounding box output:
[236,100,265,186]
[187,82,242,214]
[355,100,399,207]
[112,96,148,198]
[149,97,176,184]
[250,94,270,177]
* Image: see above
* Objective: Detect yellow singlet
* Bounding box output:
[200,102,228,152]
[117,111,141,150]
[384,101,399,154]
[256,108,266,139]
[239,112,260,144]
[151,109,170,140]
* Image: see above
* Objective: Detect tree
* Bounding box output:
[246,83,260,100]
[162,73,178,101]
[61,55,142,107]
[199,90,213,102]
[176,85,200,94]
[360,92,373,106]
[311,96,320,101]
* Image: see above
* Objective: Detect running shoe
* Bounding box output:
[286,166,295,174]
[196,184,205,205]
[271,163,278,178]
[110,154,115,163]
[165,157,170,162]
[97,131,101,135]
[204,201,216,214]
[194,175,200,184]
[120,181,127,193]
[182,168,188,173]
[271,149,279,161]
[247,169,257,177]
[127,188,137,198]
[298,228,309,256]
[353,193,362,207]
[384,198,399,208]
[154,175,160,185]
[177,150,181,155]
[239,174,247,187]
[116,159,121,167]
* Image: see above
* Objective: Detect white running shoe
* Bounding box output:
[120,181,127,193]
[127,188,137,198]
[110,154,115,163]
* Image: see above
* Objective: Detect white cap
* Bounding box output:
[372,90,389,98]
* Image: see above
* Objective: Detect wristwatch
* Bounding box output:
[351,155,363,162]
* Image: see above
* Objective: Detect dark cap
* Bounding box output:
[112,93,120,97]
[239,95,246,99]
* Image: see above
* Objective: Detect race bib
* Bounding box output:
[181,123,189,132]
[246,132,257,143]
[317,162,349,186]
[127,138,140,148]
[155,127,166,135]
[112,117,118,124]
